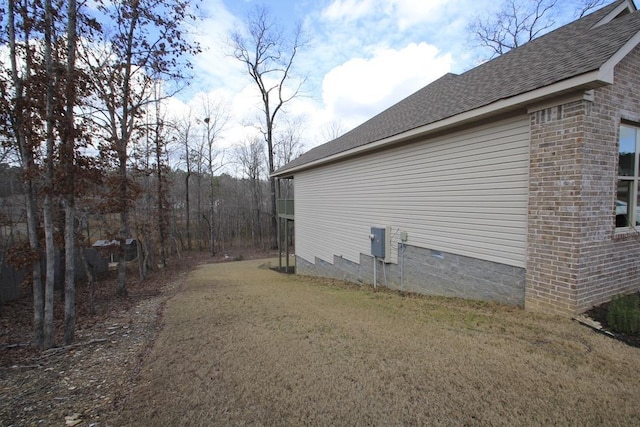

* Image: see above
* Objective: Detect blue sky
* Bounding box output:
[169,0,623,154]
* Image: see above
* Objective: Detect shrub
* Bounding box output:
[607,293,640,335]
[234,254,244,261]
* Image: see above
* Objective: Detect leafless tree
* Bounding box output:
[191,129,207,251]
[199,96,229,256]
[150,82,170,268]
[229,5,307,248]
[174,111,196,250]
[127,86,175,276]
[321,120,347,143]
[235,137,266,247]
[469,0,608,58]
[274,117,306,170]
[274,117,306,200]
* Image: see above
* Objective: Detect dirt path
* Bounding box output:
[115,259,640,426]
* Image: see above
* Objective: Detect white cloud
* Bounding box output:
[176,0,248,102]
[393,0,449,30]
[322,42,452,128]
[321,0,379,22]
[321,0,448,30]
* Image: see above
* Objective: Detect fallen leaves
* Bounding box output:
[64,413,82,426]
[0,252,211,426]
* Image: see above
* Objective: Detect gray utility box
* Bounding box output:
[371,227,386,258]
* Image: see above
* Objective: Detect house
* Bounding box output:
[272,0,640,316]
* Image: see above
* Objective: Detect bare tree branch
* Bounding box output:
[472,0,555,57]
[467,0,607,59]
[577,0,607,18]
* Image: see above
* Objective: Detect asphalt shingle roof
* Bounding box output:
[274,0,640,176]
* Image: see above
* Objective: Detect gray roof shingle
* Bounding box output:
[274,0,640,176]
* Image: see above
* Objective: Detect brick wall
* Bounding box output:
[526,45,640,315]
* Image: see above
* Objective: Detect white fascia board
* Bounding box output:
[600,29,640,81]
[272,70,607,178]
[593,0,636,28]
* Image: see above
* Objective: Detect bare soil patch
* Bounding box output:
[113,260,640,426]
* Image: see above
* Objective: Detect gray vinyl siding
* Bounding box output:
[294,115,530,268]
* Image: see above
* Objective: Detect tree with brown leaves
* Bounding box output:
[86,0,200,295]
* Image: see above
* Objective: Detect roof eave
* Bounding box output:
[272,70,610,178]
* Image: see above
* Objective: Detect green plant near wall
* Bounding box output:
[607,293,640,335]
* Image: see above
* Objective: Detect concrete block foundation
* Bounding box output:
[296,244,526,306]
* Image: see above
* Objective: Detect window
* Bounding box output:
[616,124,640,228]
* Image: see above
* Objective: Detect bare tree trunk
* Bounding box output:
[7,0,45,350]
[196,174,202,251]
[79,246,96,315]
[42,198,56,349]
[115,2,140,297]
[156,140,167,266]
[143,239,151,273]
[209,207,215,256]
[153,85,168,267]
[137,238,147,279]
[26,185,44,347]
[185,171,191,250]
[208,168,215,256]
[42,0,57,349]
[253,179,262,248]
[63,0,78,346]
[118,160,128,296]
[63,201,75,344]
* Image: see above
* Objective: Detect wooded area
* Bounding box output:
[0,0,302,349]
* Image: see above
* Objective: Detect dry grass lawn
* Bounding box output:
[115,259,640,426]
